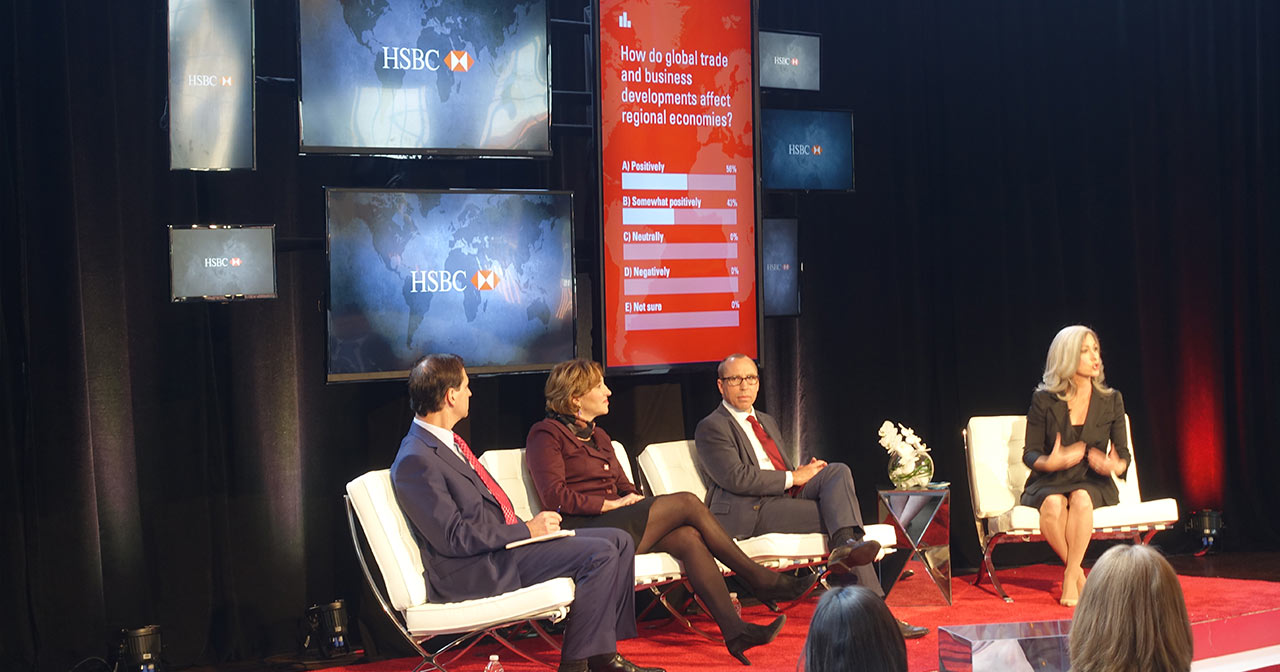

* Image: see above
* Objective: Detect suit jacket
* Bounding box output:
[390,423,531,603]
[526,418,639,516]
[1022,388,1131,505]
[693,404,794,538]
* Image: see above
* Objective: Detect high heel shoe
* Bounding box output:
[725,615,786,665]
[751,572,819,611]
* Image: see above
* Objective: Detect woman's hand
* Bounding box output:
[1086,447,1126,477]
[600,493,645,512]
[1042,432,1086,471]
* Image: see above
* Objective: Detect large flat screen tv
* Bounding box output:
[758,30,819,91]
[170,225,276,301]
[168,0,255,170]
[597,0,760,372]
[760,108,854,191]
[762,218,800,317]
[298,0,550,156]
[326,189,574,382]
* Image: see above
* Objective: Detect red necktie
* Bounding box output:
[747,415,788,470]
[747,415,801,497]
[454,433,520,525]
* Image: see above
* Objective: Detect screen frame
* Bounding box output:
[761,217,801,318]
[759,106,855,192]
[168,224,278,302]
[294,0,553,158]
[593,0,764,376]
[324,187,578,383]
[756,28,821,92]
[166,0,258,171]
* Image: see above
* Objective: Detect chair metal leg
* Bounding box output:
[649,583,725,642]
[978,534,1012,602]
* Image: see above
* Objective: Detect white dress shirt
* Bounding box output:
[721,400,794,490]
[413,417,466,465]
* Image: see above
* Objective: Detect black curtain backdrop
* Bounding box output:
[3,1,1277,669]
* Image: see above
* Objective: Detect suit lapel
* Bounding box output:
[412,424,499,507]
[717,404,761,468]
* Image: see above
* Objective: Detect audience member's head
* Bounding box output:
[1069,544,1193,672]
[802,585,907,672]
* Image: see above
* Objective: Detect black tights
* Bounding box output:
[636,492,783,638]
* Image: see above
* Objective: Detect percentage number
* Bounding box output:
[729,232,738,241]
[726,165,737,174]
[726,198,738,207]
[731,300,741,309]
[729,266,739,275]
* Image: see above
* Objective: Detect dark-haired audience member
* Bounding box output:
[1069,544,1193,672]
[1021,325,1131,606]
[801,586,907,672]
[391,354,663,672]
[526,359,815,665]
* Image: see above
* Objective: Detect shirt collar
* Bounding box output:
[722,399,755,421]
[413,417,459,453]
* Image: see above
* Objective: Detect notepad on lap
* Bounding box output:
[505,529,576,549]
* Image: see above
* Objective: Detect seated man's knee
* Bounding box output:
[825,461,851,482]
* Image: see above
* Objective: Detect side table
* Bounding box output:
[877,486,952,606]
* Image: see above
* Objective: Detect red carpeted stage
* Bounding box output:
[333,564,1280,672]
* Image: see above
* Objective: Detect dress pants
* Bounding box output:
[751,462,884,597]
[509,527,637,660]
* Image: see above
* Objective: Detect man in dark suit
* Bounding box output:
[391,354,663,672]
[694,354,928,639]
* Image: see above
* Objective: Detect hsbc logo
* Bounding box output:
[203,257,243,268]
[381,47,475,73]
[409,268,501,293]
[470,269,499,290]
[446,50,473,72]
[771,56,801,67]
[788,144,823,155]
[188,75,235,87]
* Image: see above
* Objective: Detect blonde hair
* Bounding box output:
[1069,545,1192,672]
[544,359,604,416]
[1038,325,1112,400]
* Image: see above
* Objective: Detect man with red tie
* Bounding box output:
[391,354,663,672]
[694,354,927,639]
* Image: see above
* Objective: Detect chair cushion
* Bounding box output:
[996,498,1180,535]
[346,470,427,611]
[638,440,709,501]
[634,551,685,585]
[403,577,575,636]
[478,448,542,521]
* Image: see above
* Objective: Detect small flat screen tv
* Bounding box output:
[762,218,800,317]
[167,0,255,170]
[169,225,277,301]
[758,30,819,91]
[326,188,574,381]
[297,0,550,156]
[760,108,854,191]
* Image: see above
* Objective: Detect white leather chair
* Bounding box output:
[478,446,721,640]
[345,470,575,671]
[636,440,897,575]
[963,415,1179,602]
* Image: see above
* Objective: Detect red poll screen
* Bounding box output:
[598,0,759,371]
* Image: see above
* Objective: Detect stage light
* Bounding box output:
[303,600,349,658]
[1188,509,1224,556]
[117,625,163,672]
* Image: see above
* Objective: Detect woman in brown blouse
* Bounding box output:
[527,359,815,665]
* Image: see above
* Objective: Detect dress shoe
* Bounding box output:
[897,618,928,639]
[558,660,589,672]
[752,572,819,610]
[586,652,665,672]
[826,539,881,575]
[725,615,786,665]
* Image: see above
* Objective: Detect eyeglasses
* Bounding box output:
[719,375,760,387]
